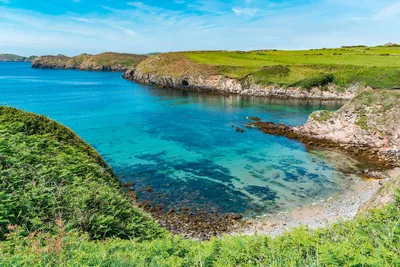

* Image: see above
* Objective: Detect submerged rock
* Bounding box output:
[236,127,245,133]
[123,182,135,187]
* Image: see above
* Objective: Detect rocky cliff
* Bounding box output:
[0,54,36,62]
[253,89,400,166]
[298,89,400,162]
[32,52,147,72]
[123,53,360,100]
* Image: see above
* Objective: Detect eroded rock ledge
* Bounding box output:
[251,89,400,167]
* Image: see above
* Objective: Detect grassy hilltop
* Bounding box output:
[136,46,400,90]
[0,106,399,266]
[0,54,36,62]
[32,52,148,71]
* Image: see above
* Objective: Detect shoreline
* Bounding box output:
[124,69,360,100]
[26,64,399,239]
[133,168,400,240]
[30,62,361,101]
[234,168,399,237]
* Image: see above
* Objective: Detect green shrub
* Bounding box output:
[292,73,334,89]
[0,107,164,241]
[310,110,334,122]
[248,65,290,85]
[0,193,399,266]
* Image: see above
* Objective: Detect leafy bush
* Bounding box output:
[291,73,334,89]
[248,65,290,85]
[0,107,164,241]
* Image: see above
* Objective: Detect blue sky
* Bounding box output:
[1,0,400,56]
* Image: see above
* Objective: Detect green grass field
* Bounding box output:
[178,46,400,89]
[186,47,400,68]
[0,106,399,266]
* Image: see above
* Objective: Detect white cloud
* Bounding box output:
[111,25,144,39]
[375,1,400,19]
[0,0,398,55]
[232,7,259,17]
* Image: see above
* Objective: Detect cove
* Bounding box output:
[0,62,364,217]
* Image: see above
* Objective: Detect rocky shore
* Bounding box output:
[123,68,358,100]
[237,168,400,237]
[125,185,245,240]
[249,89,400,167]
[0,53,36,62]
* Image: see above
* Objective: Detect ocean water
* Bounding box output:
[0,62,361,216]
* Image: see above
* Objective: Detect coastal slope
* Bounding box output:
[32,52,148,72]
[0,106,163,241]
[0,53,36,62]
[125,46,400,99]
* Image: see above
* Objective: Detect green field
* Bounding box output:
[0,106,399,266]
[178,46,400,89]
[186,47,400,68]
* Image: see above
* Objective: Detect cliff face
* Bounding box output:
[127,69,358,100]
[251,89,400,165]
[0,54,36,62]
[32,52,147,72]
[124,53,358,100]
[296,89,400,161]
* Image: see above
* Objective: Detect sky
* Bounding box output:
[0,0,400,56]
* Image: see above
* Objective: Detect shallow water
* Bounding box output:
[0,62,361,216]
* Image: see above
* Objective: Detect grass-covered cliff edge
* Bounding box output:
[0,54,36,62]
[0,106,164,241]
[32,52,147,72]
[125,46,400,99]
[0,107,399,266]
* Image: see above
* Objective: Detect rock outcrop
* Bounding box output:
[32,52,147,72]
[0,54,36,62]
[252,89,400,166]
[125,68,358,100]
[123,53,359,100]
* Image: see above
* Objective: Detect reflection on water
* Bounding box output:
[0,63,361,216]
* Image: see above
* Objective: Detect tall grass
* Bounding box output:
[0,194,399,266]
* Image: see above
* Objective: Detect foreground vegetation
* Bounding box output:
[1,195,399,266]
[136,45,400,90]
[0,106,164,241]
[0,106,399,266]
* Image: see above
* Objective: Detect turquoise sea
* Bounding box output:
[0,62,363,216]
